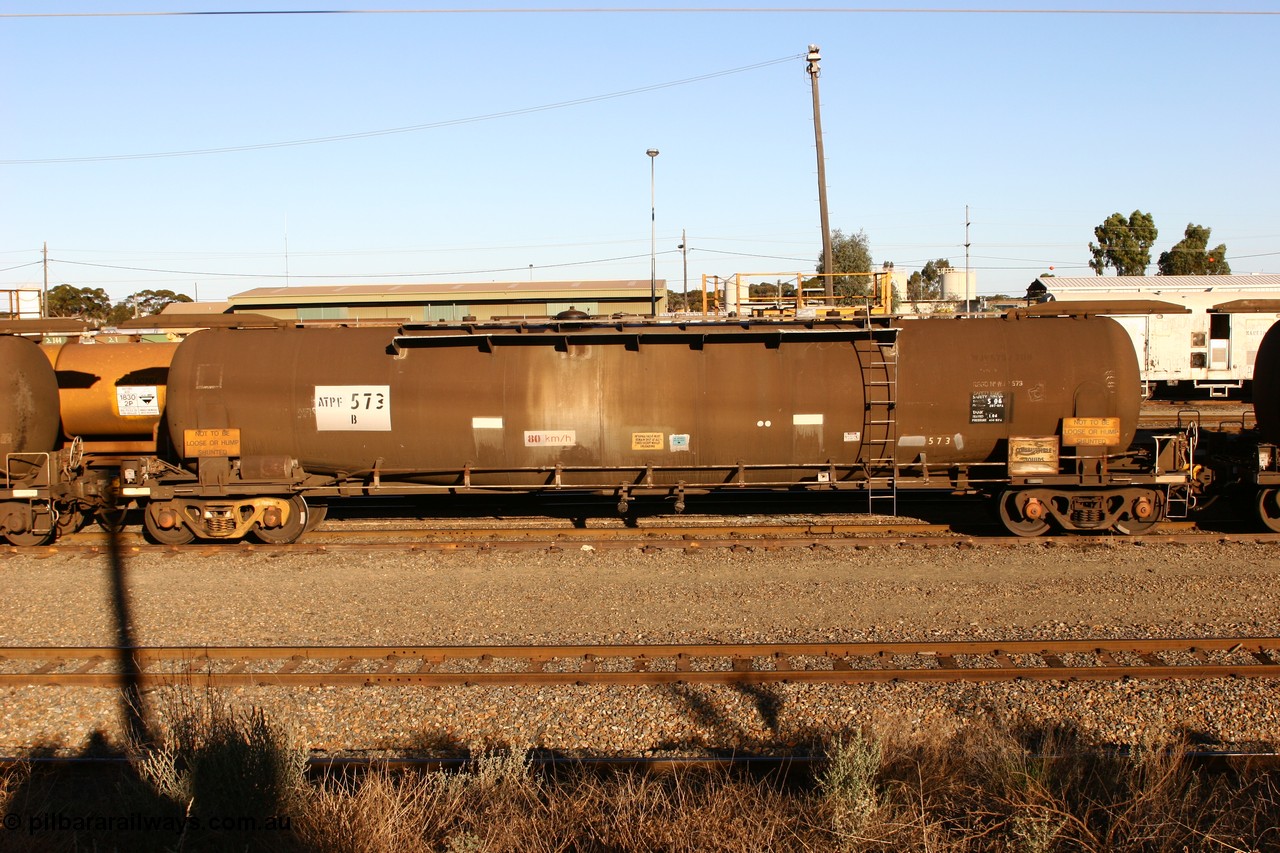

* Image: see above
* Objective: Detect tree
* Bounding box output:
[1157,224,1231,275]
[748,281,797,303]
[1088,210,1157,276]
[45,285,194,326]
[45,284,114,322]
[906,258,951,304]
[816,229,873,301]
[114,289,194,321]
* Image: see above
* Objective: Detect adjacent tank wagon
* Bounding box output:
[40,340,176,449]
[1248,320,1280,531]
[0,335,74,544]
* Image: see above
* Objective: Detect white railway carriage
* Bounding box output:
[1034,275,1280,397]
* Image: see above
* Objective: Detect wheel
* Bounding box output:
[1114,491,1163,536]
[1258,489,1280,534]
[1113,517,1159,536]
[95,506,128,534]
[55,506,87,537]
[303,501,327,532]
[251,496,308,544]
[996,490,1050,537]
[5,528,54,546]
[143,502,197,545]
[1,502,55,546]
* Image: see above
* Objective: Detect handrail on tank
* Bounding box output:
[388,323,893,355]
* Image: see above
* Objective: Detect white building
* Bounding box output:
[1034,275,1280,396]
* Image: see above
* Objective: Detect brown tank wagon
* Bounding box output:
[0,335,61,460]
[1245,319,1280,530]
[0,335,73,545]
[118,313,1198,543]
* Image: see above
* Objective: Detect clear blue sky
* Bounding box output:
[2,2,1278,304]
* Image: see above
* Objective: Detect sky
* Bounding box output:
[2,2,1278,306]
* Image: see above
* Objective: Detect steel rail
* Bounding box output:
[0,638,1276,688]
[21,521,1268,558]
[57,519,950,545]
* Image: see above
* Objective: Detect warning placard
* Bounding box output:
[631,432,663,450]
[970,392,1008,424]
[183,428,242,458]
[1062,417,1121,446]
[1008,436,1059,476]
[116,385,160,417]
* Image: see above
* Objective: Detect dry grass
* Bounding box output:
[1,702,1277,852]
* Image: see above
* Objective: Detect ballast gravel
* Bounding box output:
[1,538,1278,756]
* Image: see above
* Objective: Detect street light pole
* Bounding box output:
[647,148,659,317]
[807,45,834,302]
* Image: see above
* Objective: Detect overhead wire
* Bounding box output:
[0,55,800,165]
[5,6,1273,285]
[3,8,1276,19]
[0,261,42,274]
[49,252,672,281]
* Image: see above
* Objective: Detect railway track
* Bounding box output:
[1138,399,1254,430]
[8,518,1272,555]
[2,637,1277,689]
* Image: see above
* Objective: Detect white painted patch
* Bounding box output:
[472,417,504,429]
[793,413,824,426]
[314,385,392,431]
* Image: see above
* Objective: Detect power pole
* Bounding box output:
[678,229,688,307]
[647,148,659,317]
[964,205,972,308]
[808,45,834,300]
[42,242,48,317]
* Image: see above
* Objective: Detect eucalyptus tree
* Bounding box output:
[1088,210,1158,276]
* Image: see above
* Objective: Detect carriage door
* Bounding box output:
[1208,313,1231,372]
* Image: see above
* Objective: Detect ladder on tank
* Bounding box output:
[857,333,898,517]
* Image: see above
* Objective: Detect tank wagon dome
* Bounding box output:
[0,335,61,458]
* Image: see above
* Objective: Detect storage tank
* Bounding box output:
[162,315,1140,486]
[0,335,61,460]
[940,269,976,303]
